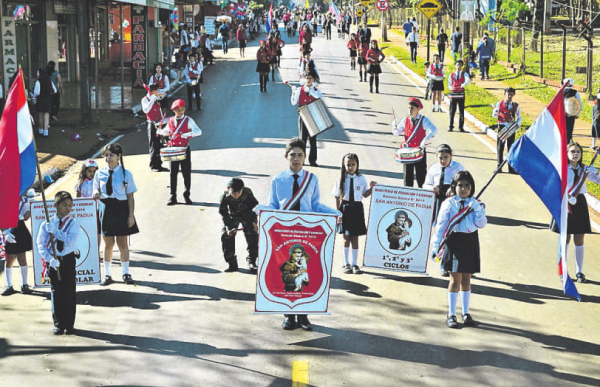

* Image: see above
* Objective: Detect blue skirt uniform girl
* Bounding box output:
[37,191,81,335]
[431,171,487,328]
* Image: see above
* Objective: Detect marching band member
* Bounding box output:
[268,34,279,82]
[37,191,81,335]
[148,62,170,114]
[254,137,341,331]
[562,78,582,143]
[161,99,202,206]
[184,53,203,110]
[141,84,168,172]
[357,40,368,82]
[347,32,359,70]
[427,54,445,112]
[447,60,470,132]
[288,72,323,167]
[256,40,272,92]
[431,171,487,329]
[297,50,320,82]
[366,40,385,94]
[492,87,522,174]
[392,97,438,188]
[275,30,286,68]
[550,141,600,283]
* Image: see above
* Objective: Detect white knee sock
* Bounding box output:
[343,247,350,266]
[122,261,130,275]
[20,266,28,285]
[575,245,585,274]
[460,290,471,315]
[104,261,111,276]
[5,267,13,287]
[447,291,458,316]
[351,249,358,266]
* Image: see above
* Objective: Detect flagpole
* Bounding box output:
[18,67,62,282]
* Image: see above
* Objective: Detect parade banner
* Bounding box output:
[31,199,101,287]
[255,210,336,314]
[363,185,435,273]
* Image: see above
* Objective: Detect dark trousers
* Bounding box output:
[49,254,76,330]
[497,125,516,173]
[147,122,164,169]
[479,58,490,78]
[403,152,427,188]
[300,118,317,164]
[566,116,576,143]
[326,27,331,39]
[186,83,201,109]
[222,38,228,54]
[202,47,214,65]
[170,146,191,197]
[221,220,258,264]
[448,98,465,130]
[410,42,418,62]
[438,44,446,62]
[50,92,61,117]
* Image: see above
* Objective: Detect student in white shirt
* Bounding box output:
[406,26,420,63]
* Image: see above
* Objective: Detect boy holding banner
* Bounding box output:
[257,137,340,331]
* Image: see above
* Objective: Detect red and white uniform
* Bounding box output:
[392,115,438,148]
[256,47,271,63]
[447,70,470,97]
[290,84,322,107]
[347,39,359,50]
[165,115,203,147]
[365,49,385,64]
[492,100,522,125]
[149,73,169,94]
[358,42,369,59]
[141,94,163,123]
[427,63,445,80]
[184,61,203,83]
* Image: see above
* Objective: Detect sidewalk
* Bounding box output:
[379,28,594,147]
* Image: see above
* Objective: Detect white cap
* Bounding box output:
[85,159,99,168]
[562,78,574,87]
[26,188,36,198]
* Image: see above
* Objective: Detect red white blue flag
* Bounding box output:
[507,87,580,301]
[266,4,274,34]
[329,1,341,23]
[0,69,36,228]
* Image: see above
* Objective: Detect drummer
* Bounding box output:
[492,87,522,174]
[289,72,323,167]
[392,97,438,188]
[427,54,445,112]
[184,53,203,111]
[148,62,170,114]
[160,99,203,205]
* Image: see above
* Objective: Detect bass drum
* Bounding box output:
[297,99,334,137]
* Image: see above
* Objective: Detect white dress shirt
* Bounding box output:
[32,81,57,98]
[447,71,471,90]
[568,165,600,196]
[391,114,438,148]
[423,160,465,190]
[431,196,487,252]
[263,168,341,215]
[331,174,368,202]
[37,215,81,260]
[184,61,204,83]
[406,32,420,44]
[93,165,137,201]
[149,74,170,94]
[76,179,94,198]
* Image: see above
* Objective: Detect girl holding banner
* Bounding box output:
[431,171,487,329]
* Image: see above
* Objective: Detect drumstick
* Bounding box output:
[392,107,396,120]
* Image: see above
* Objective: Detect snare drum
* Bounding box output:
[394,147,424,164]
[298,99,334,137]
[448,92,465,99]
[190,79,198,86]
[160,146,187,162]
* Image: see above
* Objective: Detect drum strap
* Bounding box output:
[404,116,424,145]
[437,203,472,256]
[283,172,313,211]
[568,167,586,197]
[172,116,189,136]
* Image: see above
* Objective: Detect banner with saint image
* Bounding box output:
[255,209,336,314]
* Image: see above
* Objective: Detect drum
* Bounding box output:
[160,146,187,162]
[190,79,198,86]
[498,121,519,142]
[565,96,581,117]
[298,99,334,137]
[448,92,465,99]
[394,147,424,164]
[433,75,444,81]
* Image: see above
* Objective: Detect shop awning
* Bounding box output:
[112,0,175,10]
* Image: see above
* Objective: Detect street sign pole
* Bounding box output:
[426,18,431,62]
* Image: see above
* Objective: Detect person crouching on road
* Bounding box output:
[219,178,259,273]
[288,72,323,167]
[37,191,80,335]
[184,53,203,111]
[161,99,202,206]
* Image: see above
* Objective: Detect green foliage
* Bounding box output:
[248,0,265,12]
[480,0,529,27]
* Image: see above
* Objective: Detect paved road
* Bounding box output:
[1,29,600,387]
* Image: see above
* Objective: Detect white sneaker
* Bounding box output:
[43,129,48,137]
[431,105,435,112]
[38,128,43,135]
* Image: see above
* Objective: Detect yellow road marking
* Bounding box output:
[292,361,309,387]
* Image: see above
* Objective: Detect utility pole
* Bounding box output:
[77,0,91,125]
[381,11,387,41]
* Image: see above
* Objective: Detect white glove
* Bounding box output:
[158,128,170,136]
[303,86,310,93]
[392,119,397,128]
[49,258,60,269]
[3,230,16,244]
[181,132,191,139]
[47,222,58,235]
[468,199,483,211]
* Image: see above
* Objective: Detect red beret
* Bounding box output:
[408,97,423,110]
[170,99,185,110]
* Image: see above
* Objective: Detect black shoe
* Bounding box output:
[224,263,238,272]
[64,327,76,335]
[459,128,465,132]
[1,286,17,296]
[167,196,178,206]
[376,89,379,93]
[100,275,114,286]
[53,327,63,335]
[462,313,475,327]
[447,128,454,132]
[21,284,32,294]
[153,166,169,172]
[446,315,459,328]
[282,316,296,330]
[298,316,313,331]
[576,273,587,283]
[122,274,135,285]
[183,194,193,205]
